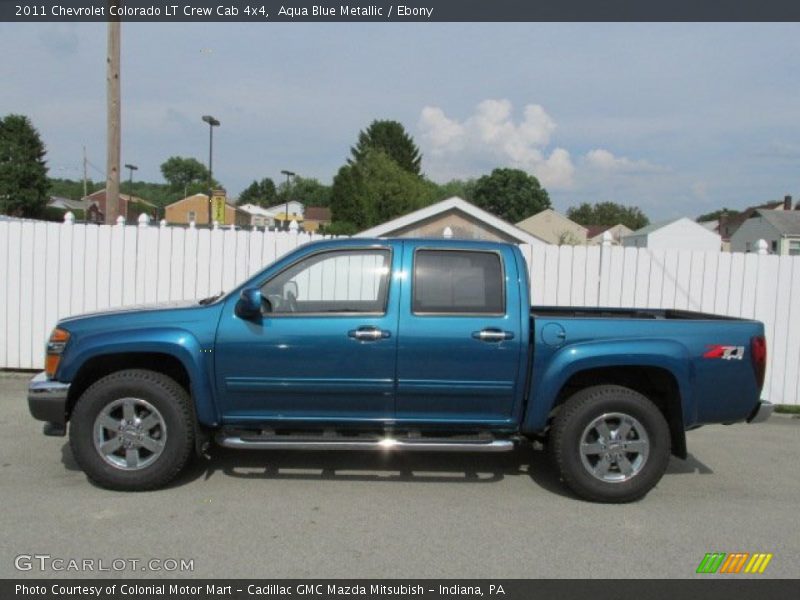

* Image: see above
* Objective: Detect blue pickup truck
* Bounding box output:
[27,238,772,502]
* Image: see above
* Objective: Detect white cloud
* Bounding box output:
[584,148,666,174]
[418,99,574,189]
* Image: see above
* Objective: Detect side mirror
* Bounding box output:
[235,287,263,320]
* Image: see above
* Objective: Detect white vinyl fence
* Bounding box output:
[1,217,798,405]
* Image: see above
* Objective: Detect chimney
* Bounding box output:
[784,195,792,210]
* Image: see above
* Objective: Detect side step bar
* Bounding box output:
[216,434,515,453]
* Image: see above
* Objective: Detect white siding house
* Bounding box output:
[622,217,722,251]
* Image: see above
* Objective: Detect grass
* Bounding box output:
[775,404,800,414]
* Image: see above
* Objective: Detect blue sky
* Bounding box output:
[1,22,799,219]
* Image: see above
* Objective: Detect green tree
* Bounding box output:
[349,120,422,175]
[0,114,49,217]
[567,202,649,230]
[433,179,476,203]
[160,156,216,196]
[331,149,431,230]
[276,176,332,207]
[471,168,551,223]
[238,177,277,207]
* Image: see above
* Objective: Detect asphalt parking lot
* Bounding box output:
[1,373,798,579]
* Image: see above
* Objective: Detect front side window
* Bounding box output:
[789,240,800,256]
[262,249,391,314]
[413,249,504,314]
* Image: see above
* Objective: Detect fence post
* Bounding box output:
[63,211,75,225]
[116,215,125,226]
[138,213,150,228]
[160,219,168,228]
[289,220,299,233]
[756,239,768,255]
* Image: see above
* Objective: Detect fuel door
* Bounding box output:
[541,322,567,347]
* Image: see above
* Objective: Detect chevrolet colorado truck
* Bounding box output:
[27,238,773,502]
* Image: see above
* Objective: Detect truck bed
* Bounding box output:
[531,306,750,321]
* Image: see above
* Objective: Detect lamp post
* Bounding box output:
[280,169,295,230]
[124,163,138,196]
[202,115,220,225]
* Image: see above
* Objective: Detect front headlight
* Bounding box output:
[45,328,70,378]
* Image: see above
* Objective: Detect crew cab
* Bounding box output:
[27,238,773,502]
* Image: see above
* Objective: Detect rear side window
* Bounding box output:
[413,250,504,314]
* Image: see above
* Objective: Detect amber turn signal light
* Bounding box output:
[45,328,70,378]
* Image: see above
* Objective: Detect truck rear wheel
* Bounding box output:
[550,384,670,503]
[69,369,194,491]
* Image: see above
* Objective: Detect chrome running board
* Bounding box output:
[216,434,515,453]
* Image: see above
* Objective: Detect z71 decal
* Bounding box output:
[703,345,746,360]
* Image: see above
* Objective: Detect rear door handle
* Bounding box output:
[348,327,391,341]
[472,329,515,342]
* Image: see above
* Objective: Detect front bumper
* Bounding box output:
[28,371,70,425]
[747,400,775,424]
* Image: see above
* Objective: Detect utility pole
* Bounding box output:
[82,146,88,198]
[105,18,121,224]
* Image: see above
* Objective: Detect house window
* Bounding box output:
[772,241,778,253]
[789,241,800,256]
[187,211,196,222]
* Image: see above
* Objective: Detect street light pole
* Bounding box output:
[124,163,138,197]
[202,115,220,225]
[280,169,295,230]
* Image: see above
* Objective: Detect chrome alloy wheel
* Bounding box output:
[579,412,650,483]
[93,398,167,470]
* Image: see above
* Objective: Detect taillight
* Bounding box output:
[750,335,767,390]
[45,328,70,378]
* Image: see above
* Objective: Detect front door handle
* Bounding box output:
[348,327,391,341]
[472,329,515,342]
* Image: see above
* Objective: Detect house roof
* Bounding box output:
[628,218,682,236]
[238,203,275,217]
[356,196,548,245]
[585,225,612,238]
[48,196,89,210]
[756,209,800,235]
[305,206,332,221]
[84,189,155,207]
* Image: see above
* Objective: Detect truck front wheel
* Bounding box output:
[69,369,194,491]
[550,385,671,503]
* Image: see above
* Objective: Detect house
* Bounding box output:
[237,203,276,228]
[585,224,633,246]
[715,196,796,242]
[356,197,547,245]
[622,217,722,251]
[265,200,304,228]
[729,209,800,255]
[303,206,332,232]
[164,193,249,227]
[515,209,587,245]
[83,189,157,223]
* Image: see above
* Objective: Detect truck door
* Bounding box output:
[396,242,524,424]
[214,243,400,422]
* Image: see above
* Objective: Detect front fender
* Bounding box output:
[523,338,693,433]
[57,327,219,426]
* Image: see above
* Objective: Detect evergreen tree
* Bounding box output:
[0,114,49,217]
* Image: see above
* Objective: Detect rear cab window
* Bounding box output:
[412,249,505,315]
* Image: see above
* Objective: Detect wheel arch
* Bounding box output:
[550,366,687,459]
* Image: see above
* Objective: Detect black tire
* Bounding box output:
[69,369,194,491]
[549,385,670,503]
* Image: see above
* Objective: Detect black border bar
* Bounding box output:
[4,579,798,600]
[3,1,800,22]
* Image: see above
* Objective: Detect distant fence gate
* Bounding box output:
[1,218,798,405]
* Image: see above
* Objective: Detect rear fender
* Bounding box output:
[524,338,693,433]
